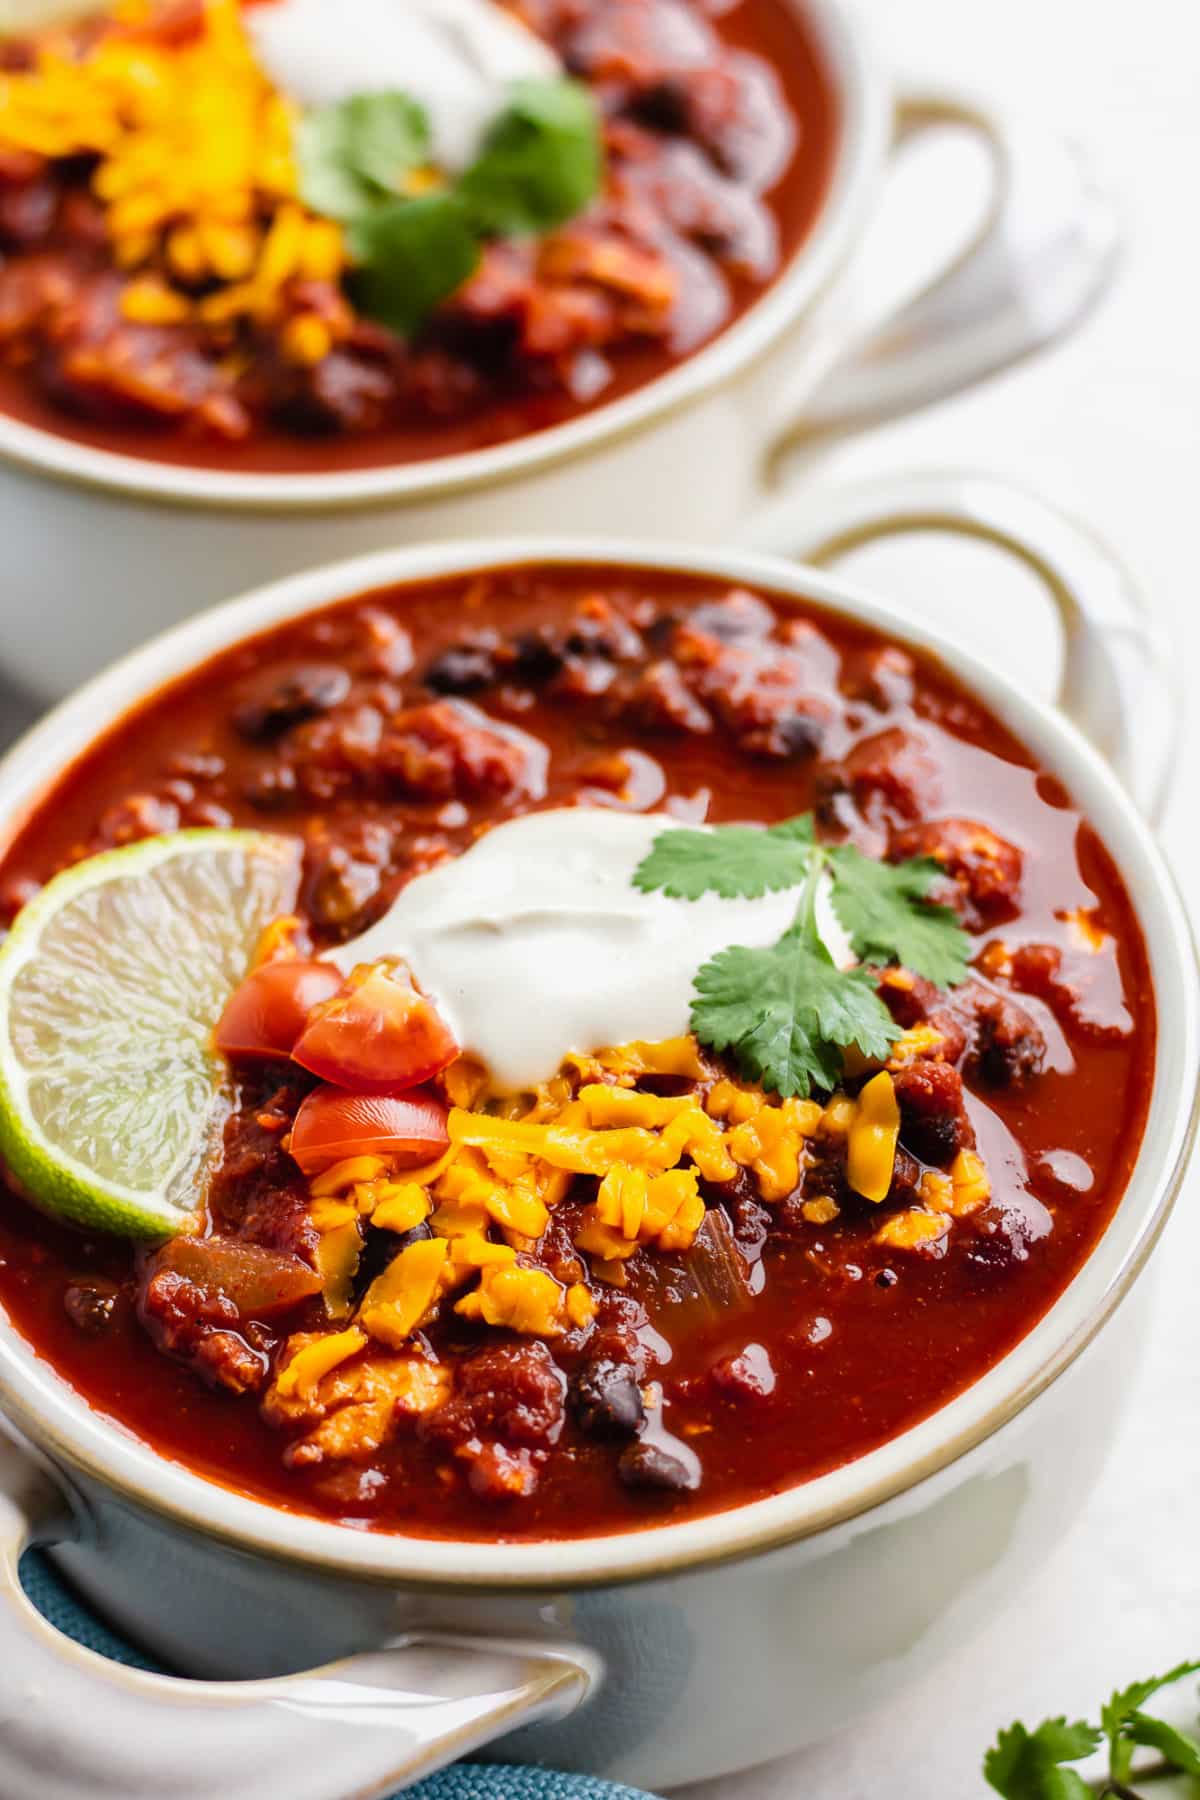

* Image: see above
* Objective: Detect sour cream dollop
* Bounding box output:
[248,0,561,174]
[330,809,852,1093]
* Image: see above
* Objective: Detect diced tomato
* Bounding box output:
[291,962,459,1093]
[214,959,344,1062]
[289,1086,450,1176]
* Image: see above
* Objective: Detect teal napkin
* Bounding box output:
[20,1550,662,1800]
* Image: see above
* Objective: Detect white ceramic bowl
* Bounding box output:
[0,473,1192,1800]
[0,0,1118,700]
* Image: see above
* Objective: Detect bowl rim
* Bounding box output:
[0,531,1195,1591]
[0,0,889,516]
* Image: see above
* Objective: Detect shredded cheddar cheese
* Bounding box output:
[291,1033,994,1360]
[0,0,347,333]
[846,1072,901,1204]
[874,1209,950,1252]
[274,1326,366,1400]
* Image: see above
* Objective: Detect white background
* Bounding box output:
[683,1,1200,1795]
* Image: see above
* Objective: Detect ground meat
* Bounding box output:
[630,659,715,734]
[205,1083,318,1264]
[303,817,396,935]
[686,590,775,640]
[1000,940,1131,1044]
[21,267,248,437]
[421,1341,567,1456]
[279,695,548,806]
[462,1440,541,1501]
[615,135,777,277]
[892,1060,974,1166]
[375,700,548,802]
[816,727,940,828]
[262,341,398,438]
[890,817,1023,928]
[840,646,916,712]
[878,968,1046,1088]
[93,791,182,847]
[877,969,969,1065]
[962,983,1047,1086]
[138,1268,267,1395]
[709,1343,776,1402]
[667,618,833,759]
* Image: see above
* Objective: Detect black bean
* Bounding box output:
[618,1439,700,1494]
[777,711,826,759]
[233,665,351,742]
[627,79,691,136]
[425,645,499,695]
[574,1360,646,1439]
[512,633,565,683]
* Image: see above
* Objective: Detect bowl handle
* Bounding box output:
[741,470,1175,823]
[0,1434,600,1800]
[758,93,1119,473]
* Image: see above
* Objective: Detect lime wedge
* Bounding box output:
[0,830,302,1238]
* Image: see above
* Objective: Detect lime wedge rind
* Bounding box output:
[0,830,301,1238]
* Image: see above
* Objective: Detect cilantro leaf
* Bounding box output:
[1123,1711,1200,1776]
[828,844,970,987]
[348,194,481,339]
[690,922,898,1098]
[633,817,815,901]
[983,1718,1101,1799]
[300,79,600,338]
[297,92,431,223]
[459,78,603,236]
[1102,1659,1200,1782]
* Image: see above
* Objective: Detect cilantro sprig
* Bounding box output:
[985,1660,1200,1797]
[297,81,602,337]
[633,813,969,1098]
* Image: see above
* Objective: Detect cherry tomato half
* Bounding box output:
[291,963,459,1093]
[214,959,344,1062]
[289,1086,450,1176]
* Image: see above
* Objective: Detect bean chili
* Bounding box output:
[0,565,1155,1539]
[0,0,836,470]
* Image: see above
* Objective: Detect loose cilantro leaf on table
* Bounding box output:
[1102,1662,1200,1784]
[633,816,815,900]
[985,1659,1200,1796]
[296,78,602,337]
[984,1719,1102,1800]
[826,843,970,988]
[692,918,897,1100]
